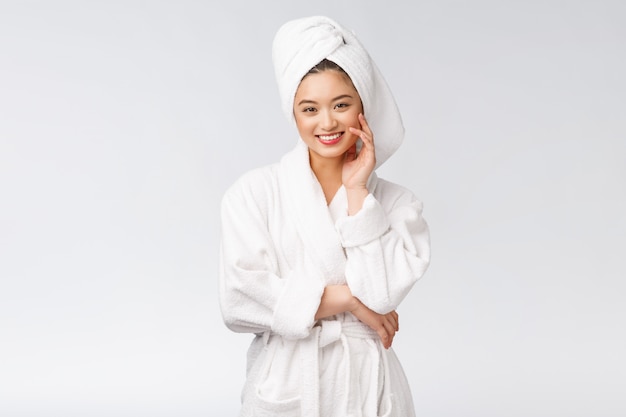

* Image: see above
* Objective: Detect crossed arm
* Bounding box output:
[315,284,399,349]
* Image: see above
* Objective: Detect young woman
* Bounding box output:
[219,16,430,417]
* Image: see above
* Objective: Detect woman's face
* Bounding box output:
[293,70,363,163]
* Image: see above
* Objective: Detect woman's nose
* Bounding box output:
[320,110,337,130]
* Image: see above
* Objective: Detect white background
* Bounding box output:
[1,1,624,416]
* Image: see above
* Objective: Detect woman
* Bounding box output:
[219,16,430,417]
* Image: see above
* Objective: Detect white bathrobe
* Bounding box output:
[219,140,430,417]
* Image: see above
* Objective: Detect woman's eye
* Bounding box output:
[335,103,348,109]
[303,107,316,113]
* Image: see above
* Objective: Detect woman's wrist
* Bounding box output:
[347,294,361,312]
[346,187,368,215]
[315,285,359,320]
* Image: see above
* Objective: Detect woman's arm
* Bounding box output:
[337,189,430,314]
[340,113,430,315]
[315,284,399,349]
[343,114,375,215]
[219,175,325,339]
[314,285,357,320]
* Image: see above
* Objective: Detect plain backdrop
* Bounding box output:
[1,1,624,416]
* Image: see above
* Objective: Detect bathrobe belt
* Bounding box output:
[264,319,393,417]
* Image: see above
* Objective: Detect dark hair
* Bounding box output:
[305,58,348,77]
[302,59,357,91]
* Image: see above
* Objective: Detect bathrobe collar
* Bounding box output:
[279,140,378,284]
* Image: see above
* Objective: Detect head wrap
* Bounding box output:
[272,16,405,168]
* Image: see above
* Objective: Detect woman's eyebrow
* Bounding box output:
[297,94,354,106]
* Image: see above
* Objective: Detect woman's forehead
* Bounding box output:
[295,70,360,100]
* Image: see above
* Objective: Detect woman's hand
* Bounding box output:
[342,113,376,190]
[350,298,399,349]
[343,114,376,215]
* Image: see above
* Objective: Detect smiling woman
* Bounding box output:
[219,16,430,416]
[295,62,361,144]
[293,63,367,205]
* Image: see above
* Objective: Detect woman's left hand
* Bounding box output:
[342,113,376,190]
[350,298,399,350]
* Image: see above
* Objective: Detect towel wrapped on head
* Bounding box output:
[272,15,405,168]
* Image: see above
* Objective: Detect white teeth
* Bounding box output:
[318,133,342,141]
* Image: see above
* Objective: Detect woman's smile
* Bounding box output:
[293,70,363,163]
[317,131,343,144]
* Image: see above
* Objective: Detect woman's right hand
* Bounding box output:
[350,299,399,349]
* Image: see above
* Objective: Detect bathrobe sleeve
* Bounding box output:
[219,170,325,339]
[335,181,430,314]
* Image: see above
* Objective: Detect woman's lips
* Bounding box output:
[317,132,343,145]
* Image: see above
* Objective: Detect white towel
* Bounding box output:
[272,15,405,168]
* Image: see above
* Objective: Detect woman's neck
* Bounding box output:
[309,152,343,205]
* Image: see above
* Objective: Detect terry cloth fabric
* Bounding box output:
[220,140,430,416]
[272,15,405,169]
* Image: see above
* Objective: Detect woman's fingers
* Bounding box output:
[381,312,399,349]
[343,114,376,190]
[344,143,358,161]
[381,318,396,349]
[348,126,370,145]
[377,327,391,349]
[350,302,399,349]
[391,310,399,331]
[358,113,373,142]
[349,114,374,146]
